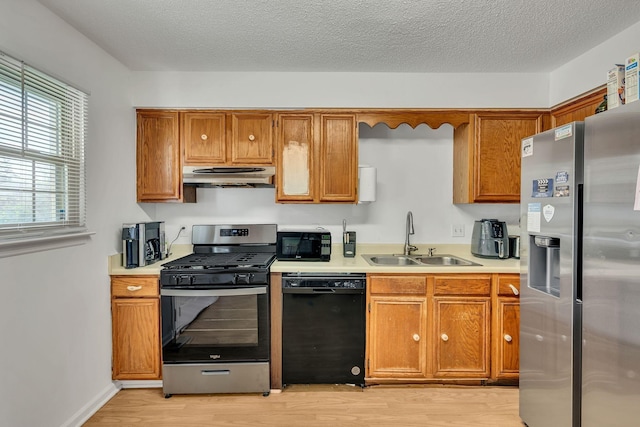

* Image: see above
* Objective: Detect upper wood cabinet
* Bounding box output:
[550,87,606,128]
[229,112,274,165]
[181,111,273,166]
[319,114,358,202]
[276,113,358,203]
[453,111,544,203]
[136,110,182,202]
[275,113,315,202]
[181,112,226,164]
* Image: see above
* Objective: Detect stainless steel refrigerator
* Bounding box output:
[581,101,640,426]
[520,101,640,427]
[520,121,584,427]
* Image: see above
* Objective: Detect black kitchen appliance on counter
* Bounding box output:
[160,224,277,397]
[122,221,165,268]
[276,229,331,261]
[281,272,366,387]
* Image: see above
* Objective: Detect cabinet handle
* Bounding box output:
[508,284,519,296]
[504,334,513,342]
[126,285,143,292]
[412,334,420,342]
[248,134,256,141]
[200,134,208,141]
[441,333,449,342]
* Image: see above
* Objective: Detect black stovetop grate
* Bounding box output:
[162,252,276,270]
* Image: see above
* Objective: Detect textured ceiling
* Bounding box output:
[36,0,640,73]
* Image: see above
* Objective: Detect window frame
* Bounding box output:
[0,51,92,257]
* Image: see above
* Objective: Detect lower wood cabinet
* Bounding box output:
[367,275,428,378]
[366,272,519,384]
[492,273,521,381]
[111,275,162,380]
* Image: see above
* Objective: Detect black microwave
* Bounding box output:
[276,230,331,261]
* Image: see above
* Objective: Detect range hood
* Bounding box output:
[183,166,276,188]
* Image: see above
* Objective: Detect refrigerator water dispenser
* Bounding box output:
[529,235,561,297]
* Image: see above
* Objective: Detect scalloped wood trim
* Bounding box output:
[356,110,472,129]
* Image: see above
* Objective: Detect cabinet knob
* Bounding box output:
[126,285,143,292]
[441,333,449,342]
[508,284,519,296]
[412,334,420,342]
[504,334,513,342]
[200,134,208,141]
[248,134,256,141]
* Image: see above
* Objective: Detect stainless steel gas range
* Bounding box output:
[159,224,277,397]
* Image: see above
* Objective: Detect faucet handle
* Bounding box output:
[427,247,436,256]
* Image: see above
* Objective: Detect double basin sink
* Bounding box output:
[362,254,481,267]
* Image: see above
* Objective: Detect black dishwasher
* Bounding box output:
[282,272,366,386]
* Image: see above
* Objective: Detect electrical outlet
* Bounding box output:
[451,224,465,237]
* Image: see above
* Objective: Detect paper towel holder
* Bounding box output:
[358,165,377,204]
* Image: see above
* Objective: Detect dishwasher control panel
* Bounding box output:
[282,273,366,289]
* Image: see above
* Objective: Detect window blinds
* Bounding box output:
[0,51,88,237]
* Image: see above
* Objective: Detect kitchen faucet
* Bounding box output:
[404,211,418,256]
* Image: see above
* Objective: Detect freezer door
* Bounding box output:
[519,123,583,427]
[582,103,640,427]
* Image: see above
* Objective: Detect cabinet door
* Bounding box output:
[454,112,543,204]
[494,297,520,380]
[276,114,315,202]
[136,110,181,202]
[432,297,490,378]
[230,113,273,164]
[474,112,542,203]
[368,296,428,378]
[318,114,357,203]
[111,297,161,380]
[181,112,226,164]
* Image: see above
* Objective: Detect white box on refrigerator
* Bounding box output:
[625,53,639,103]
[607,64,625,109]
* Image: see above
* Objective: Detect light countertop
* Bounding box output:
[108,243,519,276]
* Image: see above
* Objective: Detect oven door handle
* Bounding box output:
[160,287,266,297]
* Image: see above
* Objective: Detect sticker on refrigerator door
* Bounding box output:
[543,204,555,222]
[555,124,573,140]
[532,178,554,197]
[554,171,570,197]
[554,185,570,197]
[522,138,533,157]
[527,203,541,232]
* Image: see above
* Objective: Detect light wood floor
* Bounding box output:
[84,385,523,426]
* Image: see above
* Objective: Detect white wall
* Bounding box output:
[550,20,640,105]
[0,1,147,427]
[132,71,549,109]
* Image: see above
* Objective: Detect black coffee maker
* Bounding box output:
[122,221,165,268]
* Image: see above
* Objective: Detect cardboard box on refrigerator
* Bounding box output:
[625,53,639,104]
[607,64,625,109]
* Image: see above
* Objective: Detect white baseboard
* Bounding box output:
[60,382,119,427]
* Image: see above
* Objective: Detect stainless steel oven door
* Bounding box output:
[160,286,269,364]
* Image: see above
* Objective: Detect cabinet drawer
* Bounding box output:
[433,275,491,296]
[111,276,159,298]
[369,275,427,295]
[497,274,521,297]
